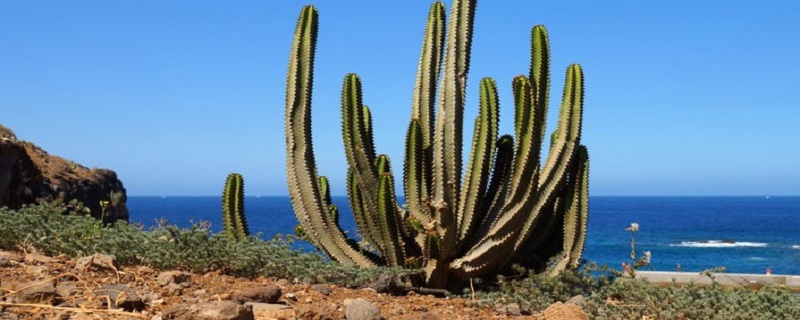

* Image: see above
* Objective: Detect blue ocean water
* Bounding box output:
[127,196,800,275]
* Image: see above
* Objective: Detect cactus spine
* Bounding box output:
[284,1,590,288]
[222,173,249,241]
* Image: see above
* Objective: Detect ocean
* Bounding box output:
[127,196,800,275]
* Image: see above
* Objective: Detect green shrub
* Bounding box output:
[0,201,416,287]
[466,261,616,312]
[582,278,800,319]
[3,201,797,318]
[467,259,799,319]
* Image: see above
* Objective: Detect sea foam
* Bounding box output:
[672,240,767,248]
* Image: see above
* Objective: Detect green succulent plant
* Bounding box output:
[222,173,249,241]
[284,0,589,288]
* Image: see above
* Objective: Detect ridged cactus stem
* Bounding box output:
[375,155,406,267]
[427,0,476,288]
[568,146,589,268]
[341,74,384,253]
[284,5,375,267]
[449,62,586,279]
[406,2,445,229]
[530,25,551,144]
[222,173,248,241]
[456,78,499,243]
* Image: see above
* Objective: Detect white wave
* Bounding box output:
[793,245,800,250]
[671,240,768,248]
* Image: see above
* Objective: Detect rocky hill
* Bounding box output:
[0,125,127,222]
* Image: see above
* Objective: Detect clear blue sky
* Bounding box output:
[3,1,799,196]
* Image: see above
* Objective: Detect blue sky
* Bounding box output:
[2,1,799,196]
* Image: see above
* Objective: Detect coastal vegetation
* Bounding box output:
[0,202,797,319]
[284,0,588,288]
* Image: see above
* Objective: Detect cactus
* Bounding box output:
[222,173,249,241]
[284,0,589,288]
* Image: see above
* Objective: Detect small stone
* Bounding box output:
[162,283,184,296]
[418,313,440,320]
[344,298,381,320]
[275,279,291,287]
[157,270,192,287]
[14,279,56,304]
[284,292,298,302]
[24,253,56,264]
[150,298,165,307]
[162,301,254,320]
[505,302,522,316]
[96,284,145,311]
[543,302,588,320]
[294,303,339,320]
[75,253,118,271]
[67,312,95,320]
[193,289,208,296]
[55,281,80,298]
[56,299,78,308]
[411,305,428,312]
[141,291,161,303]
[566,294,586,306]
[245,302,293,320]
[0,311,18,320]
[24,265,48,278]
[0,256,11,267]
[363,274,403,294]
[311,284,332,296]
[231,285,281,304]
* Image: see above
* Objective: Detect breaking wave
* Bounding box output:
[793,245,800,250]
[672,240,768,248]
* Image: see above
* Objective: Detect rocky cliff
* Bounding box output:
[0,129,128,222]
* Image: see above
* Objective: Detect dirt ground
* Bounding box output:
[0,251,587,320]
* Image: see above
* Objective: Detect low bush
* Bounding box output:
[2,201,798,319]
[0,201,414,287]
[467,261,799,319]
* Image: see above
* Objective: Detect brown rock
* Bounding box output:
[0,251,22,264]
[75,253,119,271]
[55,281,80,298]
[344,298,381,320]
[245,302,293,320]
[13,279,56,304]
[311,284,332,296]
[96,284,145,311]
[162,301,254,320]
[0,138,128,222]
[542,302,588,320]
[565,294,585,306]
[293,302,340,320]
[232,285,282,304]
[162,283,185,296]
[24,253,57,264]
[158,270,192,287]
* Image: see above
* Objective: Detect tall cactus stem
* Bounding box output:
[222,173,248,241]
